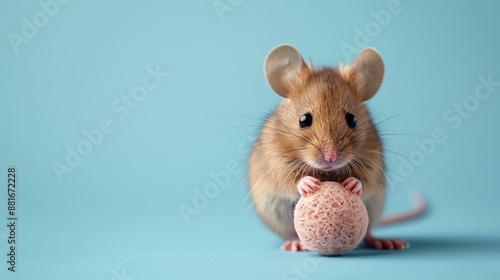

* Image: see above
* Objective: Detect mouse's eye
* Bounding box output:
[299,113,313,128]
[345,112,357,128]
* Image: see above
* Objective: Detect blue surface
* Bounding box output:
[1,0,500,279]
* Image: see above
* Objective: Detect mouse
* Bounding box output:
[248,44,425,251]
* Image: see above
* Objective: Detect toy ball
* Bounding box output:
[294,181,369,255]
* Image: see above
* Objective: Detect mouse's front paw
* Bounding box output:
[297,176,320,196]
[341,177,363,196]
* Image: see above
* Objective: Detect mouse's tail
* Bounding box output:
[379,192,427,227]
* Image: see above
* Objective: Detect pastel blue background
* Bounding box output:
[1,0,499,279]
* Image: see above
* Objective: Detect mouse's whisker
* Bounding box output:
[265,122,307,140]
[372,112,410,126]
[371,105,450,128]
[369,104,450,121]
[210,110,274,123]
[357,153,389,184]
[308,128,323,148]
[265,128,321,151]
[379,132,431,138]
[349,159,364,183]
[219,124,268,130]
[239,160,278,211]
[225,153,252,164]
[380,147,409,160]
[343,122,372,141]
[340,127,353,142]
[240,155,302,211]
[283,160,308,221]
[230,166,251,187]
[349,159,367,186]
[279,158,306,218]
[282,159,304,192]
[259,118,324,152]
[351,156,384,204]
[300,162,311,180]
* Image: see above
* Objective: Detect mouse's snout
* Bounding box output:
[322,144,338,162]
[309,143,343,171]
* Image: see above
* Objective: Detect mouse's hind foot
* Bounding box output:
[281,239,308,252]
[364,232,409,250]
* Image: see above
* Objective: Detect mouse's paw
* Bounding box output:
[364,236,409,250]
[341,177,363,196]
[297,176,320,196]
[281,239,308,252]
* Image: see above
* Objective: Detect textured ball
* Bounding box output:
[294,181,369,255]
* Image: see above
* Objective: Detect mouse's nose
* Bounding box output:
[322,145,338,162]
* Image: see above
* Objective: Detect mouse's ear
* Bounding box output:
[348,48,384,101]
[264,45,308,98]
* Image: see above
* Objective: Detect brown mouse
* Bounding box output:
[248,45,425,251]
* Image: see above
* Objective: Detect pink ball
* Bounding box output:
[294,181,369,255]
